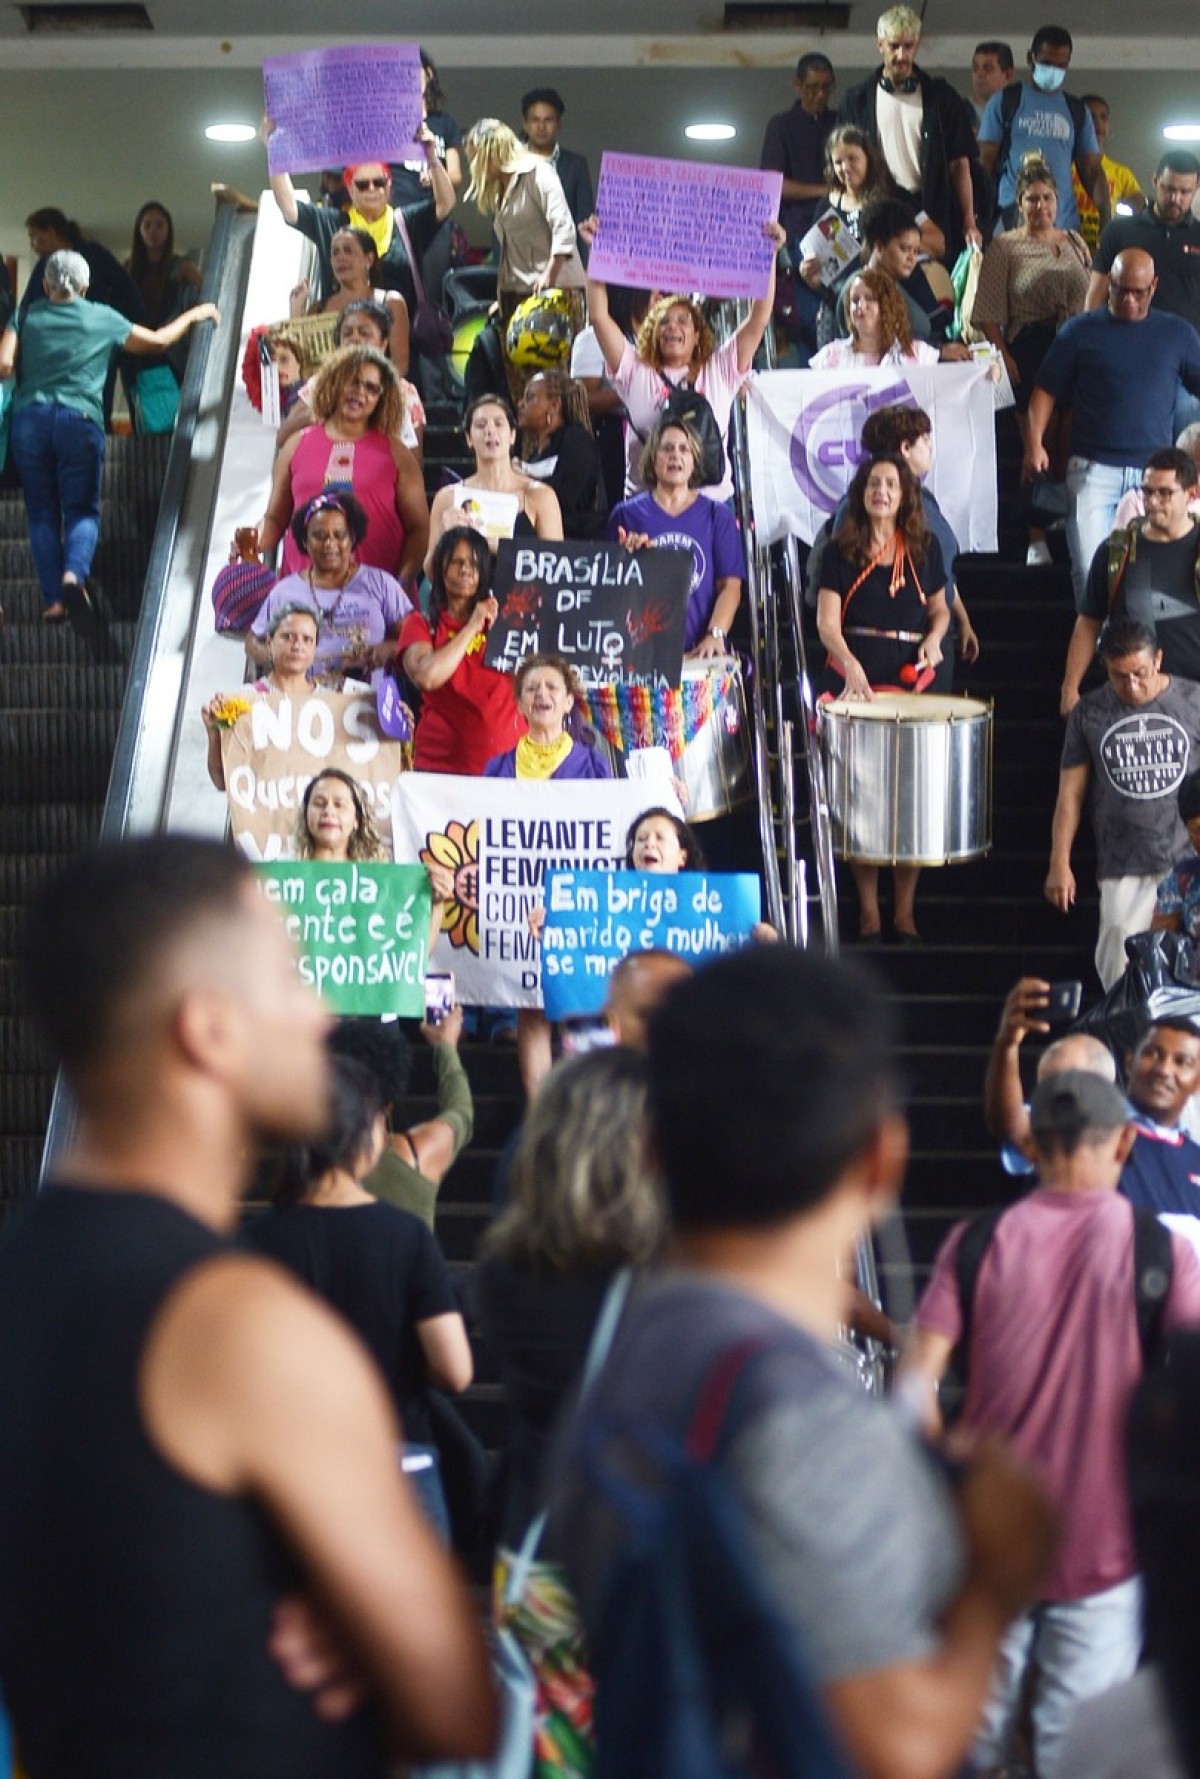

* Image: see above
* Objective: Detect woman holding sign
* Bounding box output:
[266,120,455,322]
[201,602,321,792]
[816,454,949,944]
[608,417,744,660]
[400,525,525,775]
[424,395,563,576]
[581,216,787,502]
[483,653,610,781]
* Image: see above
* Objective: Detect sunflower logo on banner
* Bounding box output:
[420,820,481,955]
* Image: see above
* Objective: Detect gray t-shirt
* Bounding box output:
[549,1274,964,1685]
[1062,678,1200,879]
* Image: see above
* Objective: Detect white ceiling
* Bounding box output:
[1,1,1198,266]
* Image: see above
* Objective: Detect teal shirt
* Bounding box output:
[13,299,131,429]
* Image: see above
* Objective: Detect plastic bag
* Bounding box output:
[948,246,985,345]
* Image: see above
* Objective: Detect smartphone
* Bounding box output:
[1044,980,1082,1025]
[559,1015,618,1057]
[424,971,455,1026]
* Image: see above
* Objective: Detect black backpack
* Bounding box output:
[657,382,728,489]
[948,1202,1174,1415]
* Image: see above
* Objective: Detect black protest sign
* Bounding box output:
[484,540,690,689]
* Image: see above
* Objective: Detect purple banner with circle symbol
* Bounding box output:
[264,43,423,175]
[588,152,783,300]
[744,366,998,551]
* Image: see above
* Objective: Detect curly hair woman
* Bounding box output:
[582,213,786,500]
[810,268,940,368]
[816,454,950,941]
[251,342,428,586]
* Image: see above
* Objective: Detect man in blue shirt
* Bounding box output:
[978,23,1108,234]
[1024,249,1200,607]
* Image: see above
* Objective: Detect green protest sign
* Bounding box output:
[257,862,431,1016]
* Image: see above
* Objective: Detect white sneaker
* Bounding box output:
[1025,540,1053,566]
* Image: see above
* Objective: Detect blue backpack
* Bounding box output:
[581,1337,854,1779]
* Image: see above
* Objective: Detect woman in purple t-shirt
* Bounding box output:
[607,418,745,657]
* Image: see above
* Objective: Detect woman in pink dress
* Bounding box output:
[252,343,428,592]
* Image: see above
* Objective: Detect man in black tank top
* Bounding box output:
[0,838,496,1779]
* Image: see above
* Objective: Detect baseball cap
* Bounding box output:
[1030,1069,1132,1142]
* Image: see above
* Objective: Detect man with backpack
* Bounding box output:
[906,1070,1200,1779]
[978,25,1107,235]
[551,946,1056,1779]
[1061,447,1200,715]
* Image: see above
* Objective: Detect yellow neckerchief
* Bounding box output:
[515,732,573,779]
[345,204,395,261]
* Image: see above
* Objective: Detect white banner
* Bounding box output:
[391,775,680,1008]
[745,365,997,551]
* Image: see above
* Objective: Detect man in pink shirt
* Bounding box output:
[904,1070,1200,1779]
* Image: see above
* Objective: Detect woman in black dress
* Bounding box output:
[816,454,949,944]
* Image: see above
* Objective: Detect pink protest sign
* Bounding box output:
[588,153,783,300]
[264,44,423,175]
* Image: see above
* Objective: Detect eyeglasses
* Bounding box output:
[1141,483,1185,499]
[349,379,383,397]
[353,177,389,192]
[1110,283,1154,301]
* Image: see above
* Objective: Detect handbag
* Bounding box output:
[395,208,454,358]
[210,558,276,634]
[131,363,180,435]
[419,1272,632,1779]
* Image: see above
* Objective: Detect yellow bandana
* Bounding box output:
[346,204,395,261]
[515,733,573,780]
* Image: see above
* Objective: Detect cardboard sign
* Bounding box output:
[744,365,999,551]
[540,868,762,1019]
[258,861,430,1015]
[264,43,423,174]
[391,776,681,1007]
[220,692,408,860]
[588,153,783,300]
[484,540,690,689]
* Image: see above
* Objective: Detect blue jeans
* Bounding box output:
[972,1575,1143,1779]
[10,402,105,604]
[1065,456,1143,611]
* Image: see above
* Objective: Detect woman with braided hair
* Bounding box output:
[516,368,605,537]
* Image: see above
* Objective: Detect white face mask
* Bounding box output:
[1031,61,1067,93]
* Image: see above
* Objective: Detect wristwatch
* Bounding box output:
[707,627,726,645]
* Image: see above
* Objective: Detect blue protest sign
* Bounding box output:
[540,868,761,1019]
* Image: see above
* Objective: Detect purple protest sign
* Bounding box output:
[264,44,423,175]
[588,153,783,301]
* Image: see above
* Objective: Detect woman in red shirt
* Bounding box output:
[399,526,524,774]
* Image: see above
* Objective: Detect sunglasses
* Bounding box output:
[349,379,384,396]
[353,176,389,192]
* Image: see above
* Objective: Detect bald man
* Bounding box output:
[985,977,1117,1170]
[1023,248,1200,607]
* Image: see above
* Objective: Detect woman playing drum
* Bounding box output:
[816,454,949,944]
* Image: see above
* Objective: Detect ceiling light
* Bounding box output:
[205,123,256,143]
[685,123,736,141]
[1164,124,1200,142]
